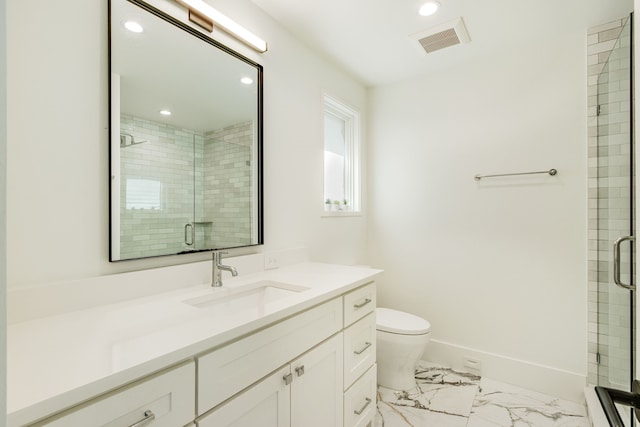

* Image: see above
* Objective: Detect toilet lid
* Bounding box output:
[376,307,431,335]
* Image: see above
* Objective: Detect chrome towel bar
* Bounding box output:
[474,168,557,181]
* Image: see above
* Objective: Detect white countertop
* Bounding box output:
[7,262,382,426]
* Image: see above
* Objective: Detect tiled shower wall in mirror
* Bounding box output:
[119,114,203,259]
[587,16,632,388]
[204,122,254,249]
[119,115,254,259]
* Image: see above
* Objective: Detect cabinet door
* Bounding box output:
[291,334,344,427]
[197,366,290,427]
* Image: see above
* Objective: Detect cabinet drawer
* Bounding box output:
[344,364,377,427]
[32,361,195,427]
[197,298,342,414]
[343,283,375,327]
[343,312,376,389]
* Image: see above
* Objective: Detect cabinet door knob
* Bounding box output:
[283,373,293,385]
[295,365,305,377]
[354,397,372,415]
[129,410,156,427]
[353,298,372,309]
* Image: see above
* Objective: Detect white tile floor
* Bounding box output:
[374,362,589,427]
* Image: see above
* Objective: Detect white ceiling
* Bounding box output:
[251,0,633,87]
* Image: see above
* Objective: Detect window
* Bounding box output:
[125,178,163,210]
[323,95,360,213]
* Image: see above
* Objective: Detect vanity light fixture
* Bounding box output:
[159,109,172,116]
[240,77,253,85]
[419,1,440,16]
[124,20,144,33]
[176,0,268,53]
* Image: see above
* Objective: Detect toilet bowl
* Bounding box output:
[376,307,431,390]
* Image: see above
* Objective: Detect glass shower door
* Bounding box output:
[596,14,635,410]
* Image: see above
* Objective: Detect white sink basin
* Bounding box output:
[183,281,310,309]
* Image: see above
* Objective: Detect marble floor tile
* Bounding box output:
[467,379,589,427]
[375,362,481,427]
[375,401,469,427]
[374,363,590,427]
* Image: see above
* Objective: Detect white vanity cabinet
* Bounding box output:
[196,298,343,413]
[196,282,377,427]
[197,334,343,427]
[342,284,377,427]
[29,361,195,427]
[10,269,381,427]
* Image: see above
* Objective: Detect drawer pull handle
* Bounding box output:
[353,298,372,309]
[354,397,372,415]
[295,365,305,377]
[354,342,372,355]
[129,410,155,427]
[283,373,293,385]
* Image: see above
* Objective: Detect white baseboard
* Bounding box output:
[426,339,587,403]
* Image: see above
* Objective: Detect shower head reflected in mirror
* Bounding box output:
[120,132,147,147]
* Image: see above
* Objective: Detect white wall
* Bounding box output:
[0,0,7,421]
[6,0,368,288]
[368,33,588,398]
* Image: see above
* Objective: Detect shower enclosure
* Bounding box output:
[596,14,635,422]
[113,113,256,260]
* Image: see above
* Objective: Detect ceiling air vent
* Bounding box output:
[411,17,471,54]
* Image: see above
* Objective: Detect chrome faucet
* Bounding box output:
[212,251,238,287]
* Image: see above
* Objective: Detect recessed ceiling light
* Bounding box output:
[124,21,144,33]
[419,1,440,17]
[240,77,253,85]
[159,109,172,116]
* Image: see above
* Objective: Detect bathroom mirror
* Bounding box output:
[109,0,263,261]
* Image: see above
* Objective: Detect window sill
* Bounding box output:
[321,211,362,218]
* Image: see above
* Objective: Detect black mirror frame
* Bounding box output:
[108,0,263,261]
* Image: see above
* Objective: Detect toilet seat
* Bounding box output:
[376,308,431,335]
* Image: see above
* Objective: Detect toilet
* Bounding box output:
[376,307,431,390]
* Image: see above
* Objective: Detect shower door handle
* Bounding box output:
[613,235,635,291]
[185,223,194,246]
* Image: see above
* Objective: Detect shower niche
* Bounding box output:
[109,0,263,261]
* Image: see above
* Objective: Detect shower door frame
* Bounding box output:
[595,13,636,400]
